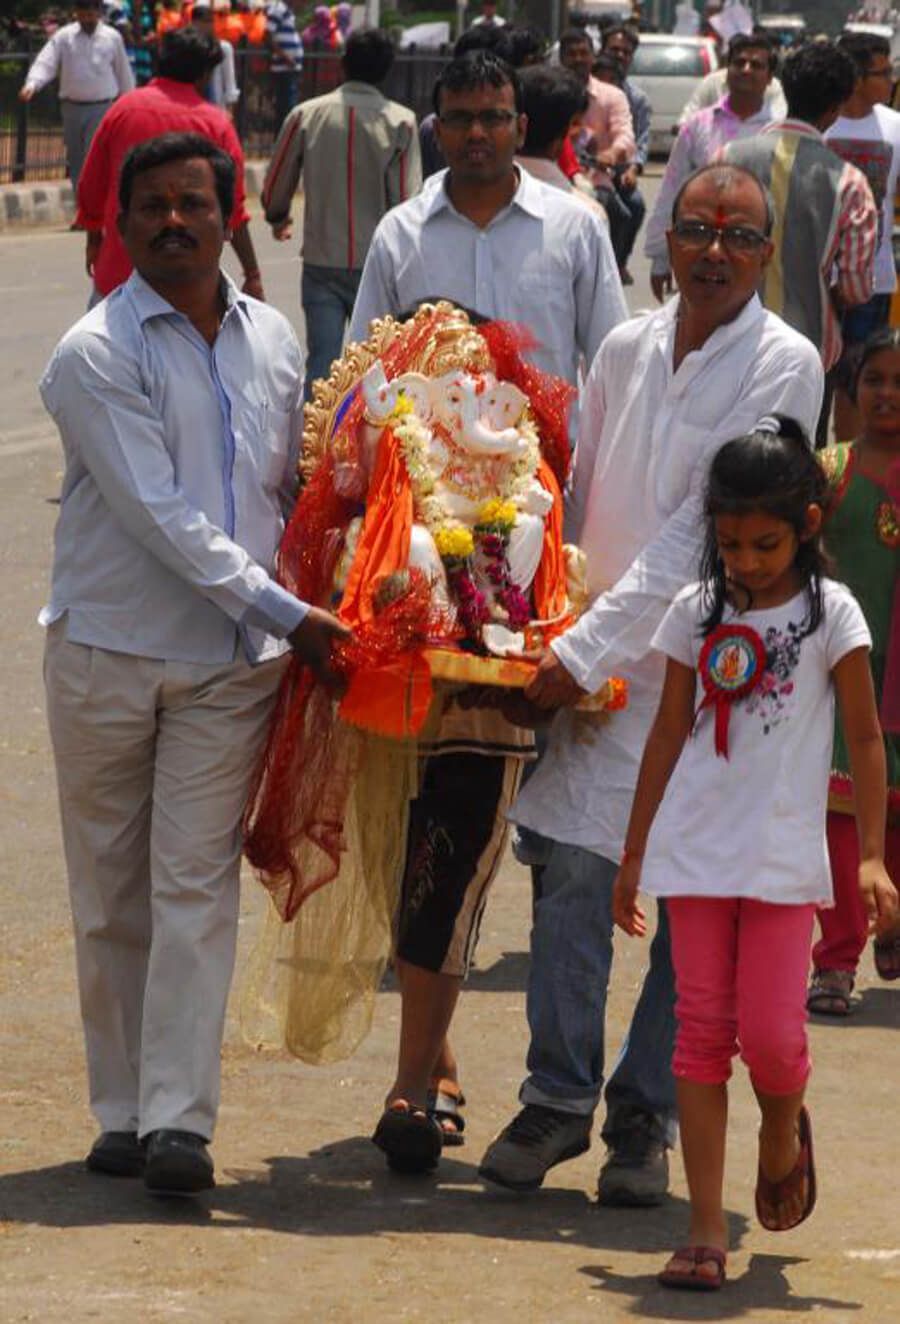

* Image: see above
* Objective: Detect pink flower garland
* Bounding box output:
[440,520,532,645]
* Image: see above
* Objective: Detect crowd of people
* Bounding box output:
[14,1,349,136]
[24,0,900,1300]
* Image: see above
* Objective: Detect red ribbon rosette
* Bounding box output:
[695,623,767,759]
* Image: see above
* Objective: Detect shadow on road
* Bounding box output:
[580,1255,862,1318]
[465,950,531,993]
[378,949,531,995]
[0,1139,749,1263]
[1,1145,870,1317]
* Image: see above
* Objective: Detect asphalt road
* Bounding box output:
[0,182,898,1323]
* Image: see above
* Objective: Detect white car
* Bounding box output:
[629,34,720,157]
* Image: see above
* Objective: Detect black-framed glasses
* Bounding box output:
[438,109,518,131]
[729,56,770,72]
[671,220,769,255]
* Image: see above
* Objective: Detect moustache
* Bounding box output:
[150,229,197,250]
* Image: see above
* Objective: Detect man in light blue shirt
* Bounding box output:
[349,55,625,394]
[40,131,346,1197]
[350,50,627,1178]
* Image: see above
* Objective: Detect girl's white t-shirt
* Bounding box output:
[641,579,871,906]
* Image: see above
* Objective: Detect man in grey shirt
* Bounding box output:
[40,132,346,1198]
[349,49,626,1177]
[263,28,422,400]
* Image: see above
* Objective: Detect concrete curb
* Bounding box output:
[0,159,268,232]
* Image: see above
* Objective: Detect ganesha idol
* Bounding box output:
[280,299,627,737]
[346,355,559,662]
[241,302,627,1056]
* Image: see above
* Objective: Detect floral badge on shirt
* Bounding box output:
[743,619,803,734]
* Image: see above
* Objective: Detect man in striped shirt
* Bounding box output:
[264,0,303,131]
[724,41,877,392]
[262,27,421,399]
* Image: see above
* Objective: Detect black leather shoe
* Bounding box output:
[143,1129,214,1196]
[86,1130,146,1177]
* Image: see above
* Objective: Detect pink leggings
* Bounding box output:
[668,896,816,1095]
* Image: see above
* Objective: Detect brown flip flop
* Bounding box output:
[874,934,900,981]
[658,1245,726,1291]
[755,1105,817,1232]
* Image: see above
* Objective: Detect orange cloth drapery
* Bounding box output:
[531,457,570,634]
[336,428,434,737]
[338,427,412,629]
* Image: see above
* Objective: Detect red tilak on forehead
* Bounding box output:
[714,205,728,228]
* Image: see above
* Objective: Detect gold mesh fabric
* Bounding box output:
[240,730,417,1064]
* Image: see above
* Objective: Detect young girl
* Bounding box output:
[808,330,900,1014]
[613,419,897,1293]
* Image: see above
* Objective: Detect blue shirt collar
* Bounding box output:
[125,269,252,327]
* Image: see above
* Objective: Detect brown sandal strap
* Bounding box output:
[427,1077,465,1106]
[671,1246,726,1270]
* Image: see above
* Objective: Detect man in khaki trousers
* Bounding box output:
[41,130,346,1196]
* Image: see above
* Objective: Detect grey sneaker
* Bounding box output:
[478,1104,592,1192]
[597,1124,669,1207]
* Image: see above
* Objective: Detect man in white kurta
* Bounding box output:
[478,164,824,1201]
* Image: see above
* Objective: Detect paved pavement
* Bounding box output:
[0,184,898,1323]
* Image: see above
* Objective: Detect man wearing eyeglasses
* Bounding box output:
[349,48,625,1177]
[351,49,624,396]
[644,32,777,302]
[481,164,823,1204]
[824,31,900,439]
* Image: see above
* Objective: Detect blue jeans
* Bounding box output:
[271,71,299,135]
[518,832,678,1147]
[301,265,362,402]
[604,183,646,269]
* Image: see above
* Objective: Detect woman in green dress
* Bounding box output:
[808,328,900,1015]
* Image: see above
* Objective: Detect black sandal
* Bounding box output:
[807,968,853,1016]
[372,1101,442,1174]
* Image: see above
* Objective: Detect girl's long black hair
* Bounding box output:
[699,417,831,638]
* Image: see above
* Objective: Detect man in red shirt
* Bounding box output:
[77,26,263,301]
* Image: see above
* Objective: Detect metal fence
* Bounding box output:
[0,41,450,185]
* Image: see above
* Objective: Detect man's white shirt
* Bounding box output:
[349,167,627,395]
[511,295,824,859]
[25,20,134,101]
